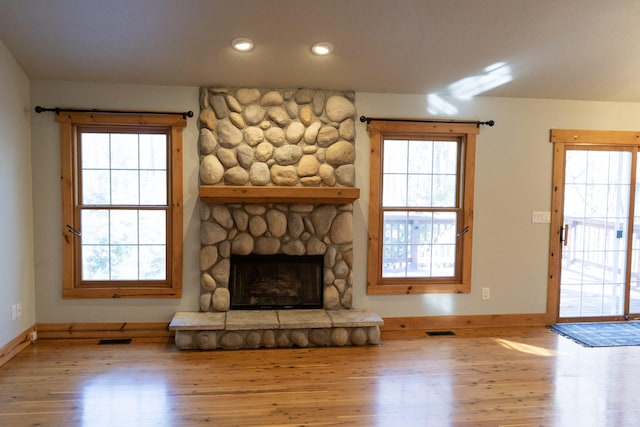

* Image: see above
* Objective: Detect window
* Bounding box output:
[57,113,186,298]
[366,120,478,294]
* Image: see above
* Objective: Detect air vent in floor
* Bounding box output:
[98,338,132,345]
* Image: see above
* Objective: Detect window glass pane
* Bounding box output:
[82,245,109,280]
[139,134,167,170]
[565,150,588,184]
[432,174,457,207]
[564,184,586,217]
[110,134,139,169]
[408,140,433,174]
[433,141,458,174]
[384,211,408,244]
[140,171,167,205]
[81,210,109,244]
[140,246,166,280]
[383,140,408,173]
[384,139,458,209]
[382,244,407,277]
[111,245,138,280]
[139,210,166,245]
[81,133,110,169]
[111,170,139,205]
[586,151,611,185]
[407,174,432,207]
[431,244,456,277]
[405,245,432,277]
[408,211,433,244]
[110,210,138,245]
[382,174,407,207]
[382,211,458,279]
[433,212,457,244]
[82,170,110,204]
[430,212,457,277]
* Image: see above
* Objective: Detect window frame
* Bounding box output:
[57,112,186,298]
[366,120,478,295]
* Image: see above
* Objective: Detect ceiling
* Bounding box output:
[1,0,639,102]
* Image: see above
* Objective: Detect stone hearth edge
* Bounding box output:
[170,309,383,350]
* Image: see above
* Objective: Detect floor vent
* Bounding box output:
[98,338,132,345]
[426,331,456,336]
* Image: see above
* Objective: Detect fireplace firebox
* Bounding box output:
[229,254,324,310]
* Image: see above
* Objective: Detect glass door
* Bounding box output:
[559,147,640,320]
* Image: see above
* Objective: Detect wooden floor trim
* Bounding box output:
[380,313,548,331]
[36,322,173,341]
[0,325,36,368]
[33,313,548,342]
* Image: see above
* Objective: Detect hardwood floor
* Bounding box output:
[1,327,640,426]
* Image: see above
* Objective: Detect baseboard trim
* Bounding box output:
[380,313,547,331]
[36,322,173,341]
[0,325,36,368]
[34,314,547,341]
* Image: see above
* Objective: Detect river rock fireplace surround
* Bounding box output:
[169,87,382,350]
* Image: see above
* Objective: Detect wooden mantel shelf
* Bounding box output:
[199,185,360,204]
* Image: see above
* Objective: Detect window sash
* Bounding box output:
[74,127,172,287]
[76,206,170,286]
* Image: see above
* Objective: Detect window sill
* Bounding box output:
[63,287,181,299]
[367,283,470,295]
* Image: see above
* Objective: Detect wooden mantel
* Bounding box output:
[199,185,360,204]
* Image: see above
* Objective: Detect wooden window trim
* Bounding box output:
[366,120,478,295]
[57,112,186,298]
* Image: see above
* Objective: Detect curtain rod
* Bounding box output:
[34,106,194,119]
[359,115,494,127]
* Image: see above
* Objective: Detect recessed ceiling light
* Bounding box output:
[311,42,333,56]
[232,37,254,52]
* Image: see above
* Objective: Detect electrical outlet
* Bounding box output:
[16,303,22,318]
[482,287,491,300]
[11,304,17,321]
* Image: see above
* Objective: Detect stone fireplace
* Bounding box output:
[197,87,358,313]
[169,87,383,350]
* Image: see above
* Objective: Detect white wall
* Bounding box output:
[29,81,640,323]
[30,81,201,322]
[354,93,640,317]
[0,39,35,347]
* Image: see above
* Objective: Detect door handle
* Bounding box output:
[561,224,568,246]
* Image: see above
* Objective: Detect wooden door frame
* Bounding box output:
[546,129,640,323]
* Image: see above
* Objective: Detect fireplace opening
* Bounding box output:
[229,254,324,310]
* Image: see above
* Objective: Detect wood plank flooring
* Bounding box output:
[2,327,640,426]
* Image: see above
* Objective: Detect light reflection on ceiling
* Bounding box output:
[427,62,513,116]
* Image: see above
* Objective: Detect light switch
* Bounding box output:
[532,211,551,224]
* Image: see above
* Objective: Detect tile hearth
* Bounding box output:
[169,309,383,350]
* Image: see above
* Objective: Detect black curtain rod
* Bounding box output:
[34,106,194,119]
[359,115,494,127]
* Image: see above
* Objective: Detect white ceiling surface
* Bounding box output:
[1,0,639,102]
